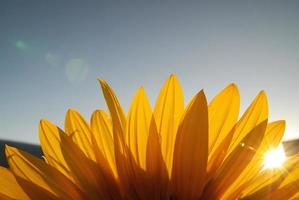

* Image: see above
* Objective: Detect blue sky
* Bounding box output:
[1,0,299,144]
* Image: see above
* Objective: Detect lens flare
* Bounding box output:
[15,40,28,50]
[263,145,286,169]
[45,53,60,67]
[65,58,89,84]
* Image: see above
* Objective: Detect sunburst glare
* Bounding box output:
[264,144,286,169]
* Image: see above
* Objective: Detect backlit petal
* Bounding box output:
[241,155,299,199]
[65,109,96,160]
[91,110,117,176]
[223,120,286,198]
[0,166,29,200]
[126,87,152,169]
[204,120,267,199]
[227,91,268,155]
[58,131,122,199]
[5,145,85,199]
[172,90,208,200]
[154,74,184,174]
[39,119,72,179]
[208,83,240,156]
[146,117,169,200]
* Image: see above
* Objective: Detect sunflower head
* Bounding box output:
[1,74,299,200]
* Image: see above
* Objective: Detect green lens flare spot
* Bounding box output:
[15,40,28,50]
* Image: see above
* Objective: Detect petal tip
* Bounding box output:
[259,90,267,98]
[168,74,179,83]
[67,108,77,115]
[169,73,176,78]
[228,83,238,90]
[195,89,207,102]
[98,79,108,87]
[40,118,50,125]
[279,119,286,125]
[4,145,14,157]
[138,85,145,91]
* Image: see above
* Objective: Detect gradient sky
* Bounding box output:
[1,0,299,144]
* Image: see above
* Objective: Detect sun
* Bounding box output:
[263,145,286,169]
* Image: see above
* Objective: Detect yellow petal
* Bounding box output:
[14,176,59,200]
[207,125,236,177]
[241,154,299,199]
[39,119,72,180]
[154,74,184,174]
[126,87,152,169]
[171,90,208,200]
[204,120,267,199]
[279,158,299,189]
[100,80,147,199]
[5,145,85,199]
[228,91,268,155]
[207,91,268,186]
[208,83,240,156]
[112,87,155,199]
[40,119,115,196]
[223,120,285,198]
[57,131,122,199]
[264,180,299,200]
[146,117,169,200]
[99,79,133,197]
[99,79,126,141]
[260,120,285,152]
[90,110,117,176]
[64,109,96,160]
[0,166,29,200]
[66,111,116,186]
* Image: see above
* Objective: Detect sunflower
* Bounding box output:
[1,75,299,200]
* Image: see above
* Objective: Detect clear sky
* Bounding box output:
[1,0,299,144]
